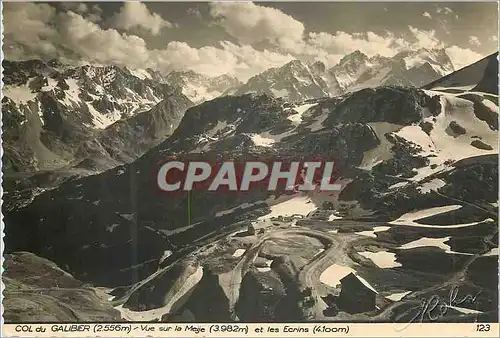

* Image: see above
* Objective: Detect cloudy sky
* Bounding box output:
[3,1,498,81]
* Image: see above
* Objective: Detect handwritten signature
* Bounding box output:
[397,285,482,331]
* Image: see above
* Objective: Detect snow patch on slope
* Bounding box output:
[258,195,317,220]
[389,205,494,228]
[288,103,319,124]
[3,85,37,105]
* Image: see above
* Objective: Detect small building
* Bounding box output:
[336,273,378,314]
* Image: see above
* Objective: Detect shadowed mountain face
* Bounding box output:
[3,54,498,323]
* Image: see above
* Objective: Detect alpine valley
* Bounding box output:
[2,49,498,323]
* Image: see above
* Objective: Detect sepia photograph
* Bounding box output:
[1,0,499,329]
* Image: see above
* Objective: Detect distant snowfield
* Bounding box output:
[400,237,451,251]
[258,195,318,220]
[389,205,494,228]
[247,127,297,148]
[306,107,329,132]
[432,95,498,157]
[232,249,246,258]
[115,266,203,322]
[483,247,498,256]
[386,291,411,301]
[355,226,390,238]
[248,102,320,147]
[288,103,319,124]
[358,251,402,268]
[249,133,276,147]
[418,179,446,194]
[348,66,392,92]
[181,82,221,104]
[320,264,378,293]
[3,84,37,105]
[399,237,473,255]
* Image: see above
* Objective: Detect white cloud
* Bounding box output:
[60,3,88,14]
[407,26,444,49]
[209,2,305,52]
[3,3,294,81]
[59,11,151,68]
[468,36,481,46]
[3,3,58,59]
[445,46,483,69]
[87,5,104,23]
[110,2,172,35]
[437,19,451,35]
[153,41,239,76]
[422,12,432,19]
[149,41,294,81]
[3,2,488,82]
[219,41,294,79]
[307,31,408,61]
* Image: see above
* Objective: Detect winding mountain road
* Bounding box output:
[227,227,357,320]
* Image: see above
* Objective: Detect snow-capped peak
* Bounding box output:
[165,70,241,104]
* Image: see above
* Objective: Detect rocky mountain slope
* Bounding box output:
[2,60,194,209]
[3,53,498,323]
[228,59,335,101]
[2,60,193,174]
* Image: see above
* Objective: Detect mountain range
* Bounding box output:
[1,48,454,182]
[3,51,498,322]
[227,48,455,101]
